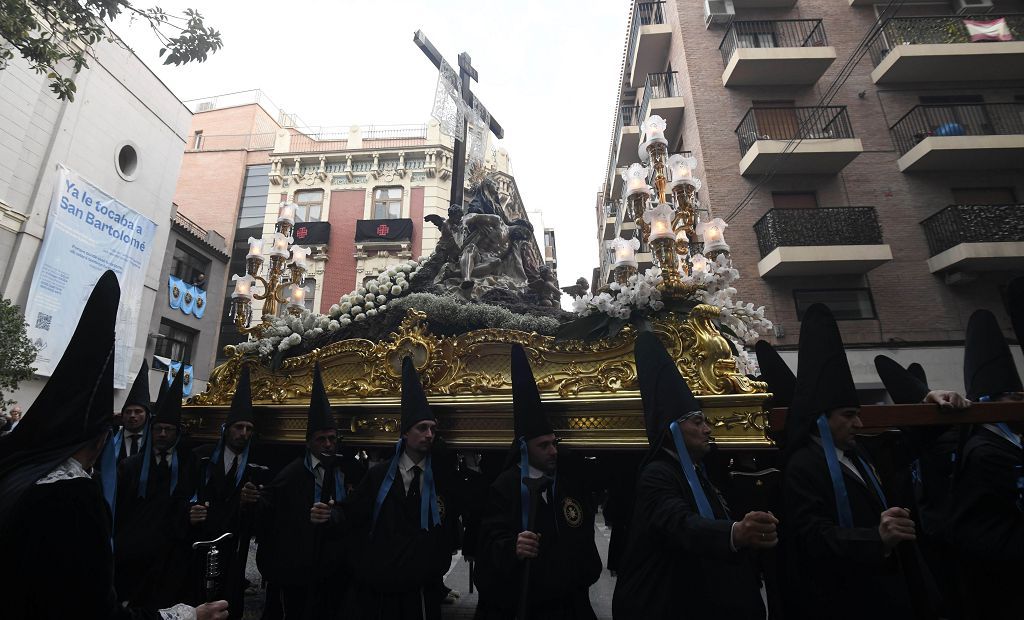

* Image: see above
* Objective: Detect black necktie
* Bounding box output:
[226,454,239,485]
[157,450,170,470]
[129,434,139,456]
[408,465,422,500]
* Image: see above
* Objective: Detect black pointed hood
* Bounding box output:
[306,363,335,438]
[401,357,435,433]
[1008,277,1024,361]
[874,355,930,405]
[226,365,254,428]
[755,340,796,408]
[511,345,553,440]
[907,363,928,387]
[635,331,702,448]
[964,309,1022,401]
[122,361,152,414]
[787,304,859,452]
[153,365,184,427]
[0,270,120,527]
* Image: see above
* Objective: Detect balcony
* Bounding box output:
[922,204,1024,274]
[720,19,837,87]
[734,0,796,6]
[869,15,1024,84]
[602,203,617,240]
[735,106,863,176]
[615,105,642,167]
[627,2,671,88]
[754,207,892,277]
[890,103,1024,173]
[639,72,684,140]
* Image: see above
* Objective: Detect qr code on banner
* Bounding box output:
[35,312,52,331]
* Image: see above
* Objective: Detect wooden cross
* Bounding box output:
[413,30,505,208]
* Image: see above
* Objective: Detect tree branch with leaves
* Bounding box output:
[0,1,223,101]
[0,298,37,414]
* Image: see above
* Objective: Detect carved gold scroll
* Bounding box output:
[184,307,772,449]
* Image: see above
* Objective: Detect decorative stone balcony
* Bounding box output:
[735,106,863,176]
[921,204,1024,274]
[890,103,1024,173]
[720,19,837,87]
[869,14,1024,84]
[753,207,892,277]
[627,2,671,88]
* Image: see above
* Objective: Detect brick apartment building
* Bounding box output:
[172,91,532,361]
[598,0,1024,393]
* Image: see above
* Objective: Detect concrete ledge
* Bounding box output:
[897,135,1024,172]
[722,47,836,86]
[927,241,1024,274]
[630,25,672,88]
[757,244,893,277]
[871,41,1024,84]
[739,138,864,176]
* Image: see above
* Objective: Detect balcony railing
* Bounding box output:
[286,125,428,154]
[754,207,883,259]
[889,103,1024,156]
[620,105,641,128]
[639,71,680,122]
[736,106,855,155]
[921,204,1024,257]
[186,133,276,152]
[720,19,829,64]
[869,14,1024,66]
[625,2,667,81]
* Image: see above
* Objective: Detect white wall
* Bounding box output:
[0,36,191,410]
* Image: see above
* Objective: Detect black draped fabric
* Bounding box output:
[256,454,346,618]
[192,443,266,615]
[459,465,489,560]
[782,442,928,620]
[342,457,458,620]
[115,449,199,608]
[1,476,159,620]
[355,218,413,242]
[949,427,1024,620]
[474,462,601,620]
[612,454,765,620]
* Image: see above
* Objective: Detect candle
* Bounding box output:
[690,254,709,274]
[246,237,264,259]
[270,232,292,257]
[642,115,667,144]
[643,202,676,242]
[231,274,255,300]
[622,163,651,197]
[291,285,305,305]
[668,154,698,187]
[278,203,297,225]
[611,236,640,268]
[290,245,311,269]
[697,218,730,253]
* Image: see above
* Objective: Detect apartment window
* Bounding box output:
[735,22,778,49]
[170,243,210,285]
[238,164,271,229]
[294,189,324,222]
[154,319,197,364]
[794,289,876,321]
[772,192,818,210]
[951,187,1017,205]
[373,187,403,219]
[192,131,204,150]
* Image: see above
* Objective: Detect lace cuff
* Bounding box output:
[159,603,196,620]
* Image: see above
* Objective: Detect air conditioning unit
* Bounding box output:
[704,0,735,29]
[196,101,215,112]
[954,0,994,15]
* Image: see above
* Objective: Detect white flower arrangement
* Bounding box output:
[234,258,424,357]
[570,268,666,319]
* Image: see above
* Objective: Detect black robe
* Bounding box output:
[1,475,160,620]
[342,457,458,620]
[612,453,765,620]
[192,444,266,612]
[255,455,346,616]
[115,448,199,608]
[949,427,1024,620]
[782,441,933,620]
[474,463,602,620]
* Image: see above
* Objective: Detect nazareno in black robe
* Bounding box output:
[342,456,458,620]
[949,427,1024,620]
[2,475,160,620]
[114,447,198,608]
[474,457,602,620]
[612,452,765,620]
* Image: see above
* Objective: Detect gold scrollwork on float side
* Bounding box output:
[709,410,768,432]
[352,416,400,434]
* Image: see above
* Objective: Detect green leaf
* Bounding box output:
[555,313,611,343]
[605,317,629,339]
[717,322,739,340]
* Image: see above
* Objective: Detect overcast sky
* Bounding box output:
[114,0,631,297]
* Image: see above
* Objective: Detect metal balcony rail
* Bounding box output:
[889,103,1024,156]
[921,204,1024,257]
[186,133,276,152]
[173,211,209,240]
[621,105,641,128]
[285,125,429,154]
[638,71,680,123]
[869,14,1024,66]
[624,2,667,81]
[735,106,855,156]
[753,207,883,259]
[720,18,829,64]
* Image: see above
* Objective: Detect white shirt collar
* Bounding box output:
[811,436,864,483]
[526,464,548,479]
[223,446,240,473]
[36,457,91,485]
[309,452,322,470]
[398,450,423,473]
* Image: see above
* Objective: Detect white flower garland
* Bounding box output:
[234,258,423,357]
[571,268,665,318]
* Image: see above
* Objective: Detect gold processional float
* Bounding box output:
[184,115,775,450]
